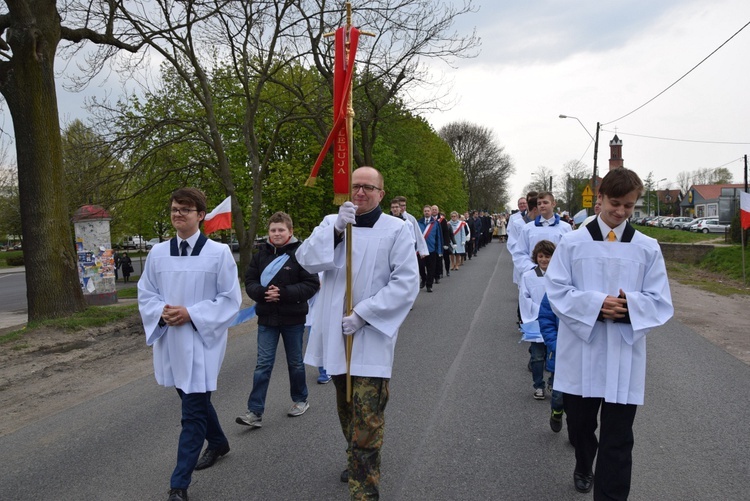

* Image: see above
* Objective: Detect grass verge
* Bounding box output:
[0,303,140,345]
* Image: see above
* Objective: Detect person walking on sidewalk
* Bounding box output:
[237,212,319,428]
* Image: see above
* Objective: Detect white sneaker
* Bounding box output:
[236,411,262,427]
[533,388,545,400]
[288,401,310,417]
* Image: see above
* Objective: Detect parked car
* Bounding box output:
[691,219,730,234]
[669,217,694,230]
[658,217,674,228]
[228,238,239,252]
[145,238,161,250]
[118,235,145,250]
[684,217,710,231]
[647,216,665,227]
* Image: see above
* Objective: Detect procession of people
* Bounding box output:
[138,165,672,501]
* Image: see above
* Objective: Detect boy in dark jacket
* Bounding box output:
[538,293,564,433]
[236,212,319,428]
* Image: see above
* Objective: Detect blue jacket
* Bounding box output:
[418,216,443,254]
[538,293,559,373]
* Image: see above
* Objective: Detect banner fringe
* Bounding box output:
[333,193,348,205]
[305,177,317,187]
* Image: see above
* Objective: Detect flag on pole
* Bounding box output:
[740,191,750,230]
[204,196,232,235]
[573,209,588,225]
[305,26,361,204]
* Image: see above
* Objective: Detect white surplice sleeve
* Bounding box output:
[545,237,607,343]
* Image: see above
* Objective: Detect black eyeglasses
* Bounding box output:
[352,184,382,193]
[171,207,199,216]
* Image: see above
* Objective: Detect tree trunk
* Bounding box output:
[0,3,86,320]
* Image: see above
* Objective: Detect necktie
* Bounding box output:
[180,240,189,256]
[607,230,616,242]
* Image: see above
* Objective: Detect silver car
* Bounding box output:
[691,219,730,234]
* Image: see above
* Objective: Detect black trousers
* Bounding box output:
[465,239,473,259]
[563,393,637,501]
[419,252,438,286]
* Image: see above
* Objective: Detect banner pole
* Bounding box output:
[344,2,354,403]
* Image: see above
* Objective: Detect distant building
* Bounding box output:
[609,135,624,171]
[655,189,683,216]
[680,184,745,223]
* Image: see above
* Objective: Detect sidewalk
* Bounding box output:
[0,269,139,331]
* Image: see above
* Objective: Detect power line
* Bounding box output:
[600,128,750,145]
[602,19,750,126]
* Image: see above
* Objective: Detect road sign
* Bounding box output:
[582,185,593,197]
[582,196,593,208]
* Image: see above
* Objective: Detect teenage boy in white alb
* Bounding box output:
[139,188,242,501]
[545,168,673,499]
[511,192,571,279]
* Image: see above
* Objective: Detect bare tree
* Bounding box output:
[0,2,142,320]
[560,159,589,214]
[439,121,515,211]
[676,170,692,197]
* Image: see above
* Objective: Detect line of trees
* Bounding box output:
[1,1,521,322]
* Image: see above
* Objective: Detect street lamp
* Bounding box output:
[656,177,667,216]
[559,114,601,196]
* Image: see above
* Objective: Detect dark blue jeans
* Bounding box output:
[171,389,228,490]
[247,323,308,415]
[529,342,547,389]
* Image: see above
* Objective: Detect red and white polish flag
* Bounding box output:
[741,191,750,230]
[204,196,232,235]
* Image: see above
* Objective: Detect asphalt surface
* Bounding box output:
[1,242,748,500]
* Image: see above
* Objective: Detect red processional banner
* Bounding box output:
[306,26,360,205]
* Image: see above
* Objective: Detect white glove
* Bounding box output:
[334,201,357,233]
[342,311,366,336]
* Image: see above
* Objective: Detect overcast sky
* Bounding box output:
[423,0,750,208]
[2,0,749,213]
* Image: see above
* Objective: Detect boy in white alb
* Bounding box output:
[545,169,673,499]
[139,188,242,501]
[518,240,556,400]
[511,191,571,279]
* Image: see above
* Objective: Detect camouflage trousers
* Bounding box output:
[332,375,390,501]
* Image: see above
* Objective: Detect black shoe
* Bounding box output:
[434,278,440,284]
[168,488,188,501]
[420,280,425,289]
[574,471,594,493]
[426,286,433,293]
[195,442,230,470]
[340,469,349,483]
[446,272,450,277]
[550,410,563,433]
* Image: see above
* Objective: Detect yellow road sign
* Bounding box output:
[582,185,593,197]
[582,196,593,208]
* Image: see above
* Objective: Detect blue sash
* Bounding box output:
[260,253,290,287]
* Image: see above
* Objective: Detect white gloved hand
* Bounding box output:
[334,201,357,234]
[342,311,366,336]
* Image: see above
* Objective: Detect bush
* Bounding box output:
[6,255,24,266]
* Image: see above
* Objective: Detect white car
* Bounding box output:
[691,219,730,234]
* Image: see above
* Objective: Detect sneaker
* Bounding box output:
[533,388,545,400]
[236,411,262,428]
[550,409,563,433]
[317,373,332,384]
[288,401,310,417]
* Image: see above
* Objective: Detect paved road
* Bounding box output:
[1,243,748,500]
